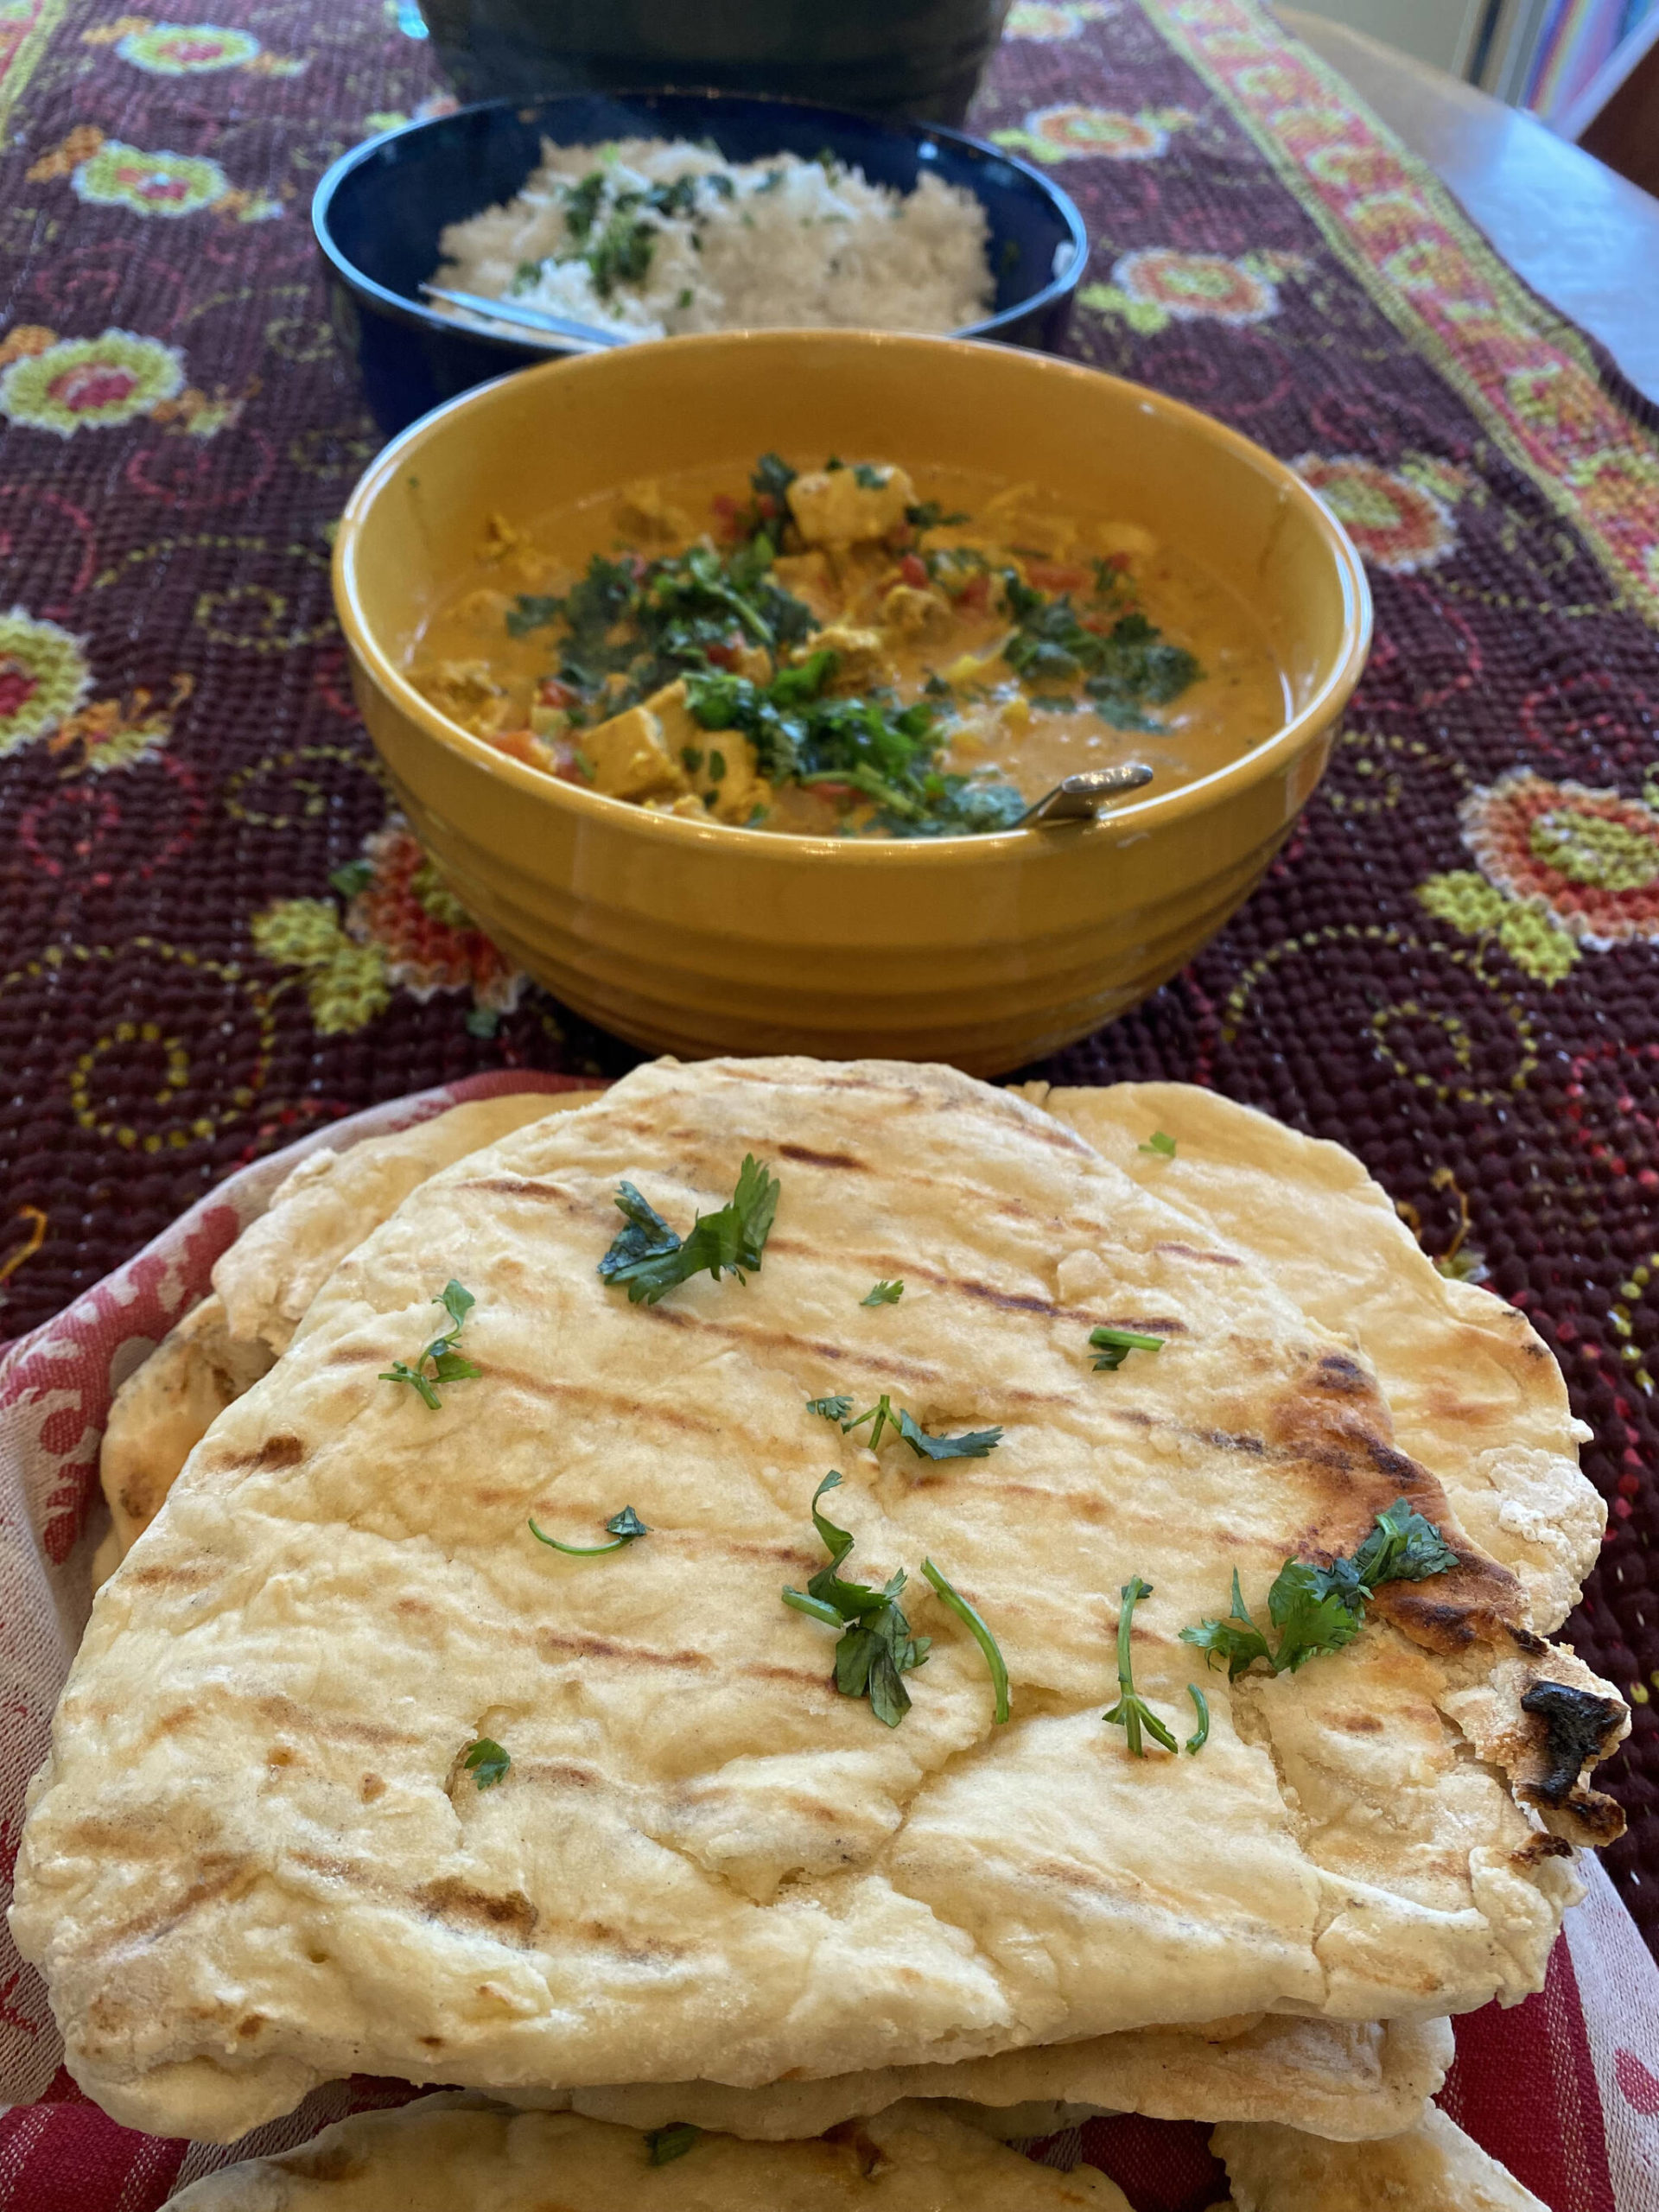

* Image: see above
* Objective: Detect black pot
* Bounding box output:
[418,0,1013,124]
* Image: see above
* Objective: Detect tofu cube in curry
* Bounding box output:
[786,463,916,550]
[585,681,768,823]
[806,625,898,693]
[580,698,692,803]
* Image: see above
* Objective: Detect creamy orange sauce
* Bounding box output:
[410,459,1289,836]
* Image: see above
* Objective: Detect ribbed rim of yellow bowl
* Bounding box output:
[334,332,1372,868]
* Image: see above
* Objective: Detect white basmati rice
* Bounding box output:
[434,137,995,341]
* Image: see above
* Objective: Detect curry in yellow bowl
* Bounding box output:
[413,450,1287,838]
[334,332,1370,1071]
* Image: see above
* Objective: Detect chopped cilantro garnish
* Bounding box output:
[528,1504,650,1556]
[586,205,655,294]
[550,168,724,301]
[895,1408,1002,1461]
[752,452,797,503]
[836,1394,1001,1459]
[379,1280,480,1410]
[841,1393,900,1449]
[645,2123,701,2166]
[1139,1131,1177,1158]
[862,1279,904,1306]
[1185,1685,1210,1754]
[463,1738,510,1789]
[1348,1497,1461,1589]
[1180,1499,1459,1680]
[685,656,1023,838]
[921,1558,1010,1724]
[1180,1569,1271,1679]
[561,168,607,240]
[806,1394,853,1422]
[851,462,887,490]
[1103,1576,1179,1757]
[505,593,564,638]
[782,1472,931,1728]
[520,540,812,707]
[1089,1325,1165,1370]
[905,500,970,531]
[1002,573,1200,727]
[597,1156,779,1304]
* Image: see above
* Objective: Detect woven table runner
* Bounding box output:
[0,0,1656,2171]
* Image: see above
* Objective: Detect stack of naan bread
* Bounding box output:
[13,1060,1624,2210]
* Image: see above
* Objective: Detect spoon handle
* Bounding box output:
[1019,763,1155,826]
[420,283,627,352]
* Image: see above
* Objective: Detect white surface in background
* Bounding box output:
[1281,7,1659,402]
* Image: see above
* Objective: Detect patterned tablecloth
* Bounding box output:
[0,0,1656,2071]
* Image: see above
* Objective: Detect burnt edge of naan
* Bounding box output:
[1250,1346,1626,1844]
[1510,1681,1628,1845]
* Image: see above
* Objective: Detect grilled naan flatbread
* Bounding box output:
[162,2096,1130,2209]
[17,1060,1620,2139]
[95,1093,597,1578]
[1030,1084,1601,1632]
[81,1080,1563,2146]
[1214,2105,1548,2209]
[97,1076,1605,1630]
[213,1092,594,1354]
[97,1294,276,1573]
[551,2012,1452,2142]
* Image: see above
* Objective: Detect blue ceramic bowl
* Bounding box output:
[313,89,1090,437]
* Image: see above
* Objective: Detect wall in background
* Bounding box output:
[1281,0,1657,116]
[1275,0,1488,73]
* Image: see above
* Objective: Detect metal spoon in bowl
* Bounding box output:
[419,282,629,353]
[1018,762,1155,826]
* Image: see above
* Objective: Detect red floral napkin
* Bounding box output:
[1,1075,1655,2211]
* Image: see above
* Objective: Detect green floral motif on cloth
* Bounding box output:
[1293,454,1461,573]
[1460,770,1659,944]
[114,23,262,74]
[251,823,526,1035]
[992,104,1191,162]
[73,142,227,216]
[251,898,392,1034]
[410,857,473,930]
[1418,771,1659,984]
[1416,870,1581,987]
[0,607,92,754]
[1529,807,1659,893]
[1083,248,1299,333]
[0,329,184,435]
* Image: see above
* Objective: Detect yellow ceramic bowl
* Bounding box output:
[334,332,1370,1074]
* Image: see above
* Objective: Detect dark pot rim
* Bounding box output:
[312,84,1090,356]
